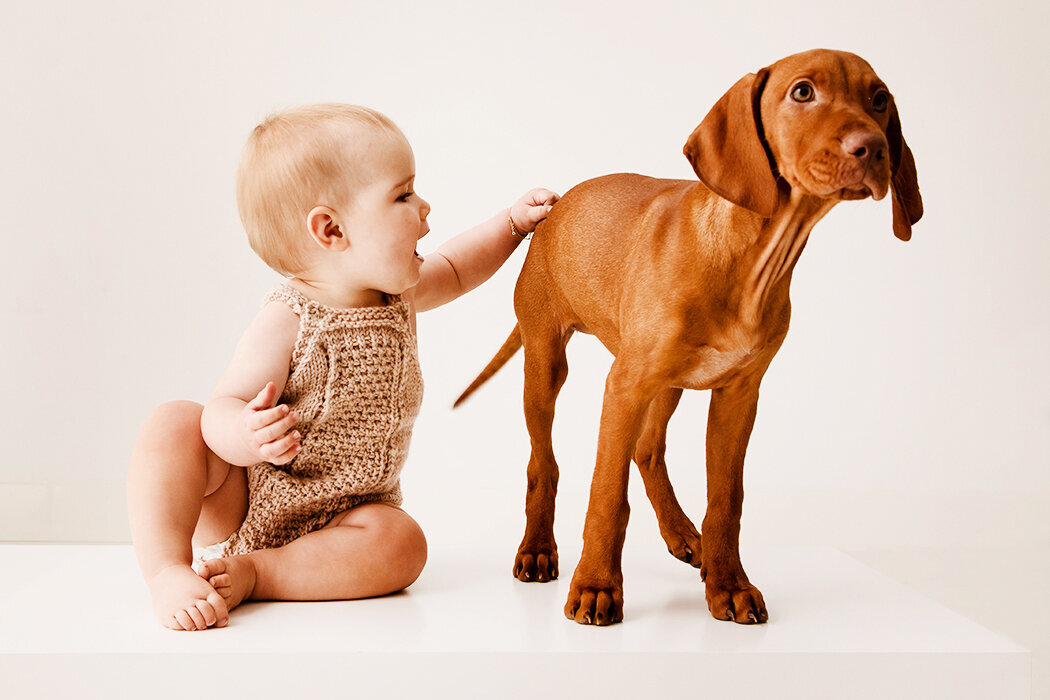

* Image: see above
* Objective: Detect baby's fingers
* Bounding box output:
[269,437,303,465]
[531,188,560,206]
[246,382,278,411]
[251,404,294,431]
[254,409,298,443]
[529,203,554,221]
[261,431,302,464]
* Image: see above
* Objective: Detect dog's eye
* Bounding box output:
[872,90,890,113]
[790,83,814,103]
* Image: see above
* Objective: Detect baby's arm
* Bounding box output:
[410,188,559,312]
[201,301,302,467]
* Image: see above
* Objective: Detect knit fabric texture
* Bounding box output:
[222,284,424,556]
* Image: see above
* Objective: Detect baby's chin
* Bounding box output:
[384,275,421,298]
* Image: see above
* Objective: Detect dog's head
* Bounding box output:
[683,48,922,241]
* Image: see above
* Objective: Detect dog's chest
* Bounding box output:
[673,344,759,390]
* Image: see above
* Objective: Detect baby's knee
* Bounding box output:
[364,507,428,588]
[138,401,206,453]
[390,515,428,585]
[335,504,428,590]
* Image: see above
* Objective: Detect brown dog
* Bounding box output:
[456,49,922,625]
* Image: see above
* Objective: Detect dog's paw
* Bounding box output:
[661,522,702,568]
[564,583,623,626]
[705,580,768,624]
[513,549,559,582]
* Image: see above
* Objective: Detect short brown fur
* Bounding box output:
[456,49,921,625]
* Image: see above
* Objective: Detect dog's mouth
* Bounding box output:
[838,185,872,200]
[855,168,889,201]
[804,164,889,202]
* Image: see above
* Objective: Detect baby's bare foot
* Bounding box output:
[148,564,229,631]
[195,556,257,612]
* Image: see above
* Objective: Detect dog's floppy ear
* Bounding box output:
[684,68,778,218]
[886,103,923,241]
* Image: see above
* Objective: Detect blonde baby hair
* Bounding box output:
[236,103,404,276]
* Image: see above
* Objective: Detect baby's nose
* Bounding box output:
[418,203,430,238]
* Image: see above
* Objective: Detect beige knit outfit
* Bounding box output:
[220,284,424,557]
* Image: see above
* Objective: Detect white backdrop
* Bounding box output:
[2,0,1047,558]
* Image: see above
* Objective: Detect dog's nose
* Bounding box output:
[841,130,887,166]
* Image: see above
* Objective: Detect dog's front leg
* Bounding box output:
[565,358,663,626]
[701,377,769,624]
[634,387,703,568]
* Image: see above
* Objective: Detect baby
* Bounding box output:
[127,103,558,630]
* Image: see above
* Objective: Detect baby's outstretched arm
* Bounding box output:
[410,188,559,312]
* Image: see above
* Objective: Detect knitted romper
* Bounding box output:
[218,284,424,557]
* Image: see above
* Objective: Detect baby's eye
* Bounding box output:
[397,191,414,202]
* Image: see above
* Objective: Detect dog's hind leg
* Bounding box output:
[513,319,573,583]
[633,387,703,569]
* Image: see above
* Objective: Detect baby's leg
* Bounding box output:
[127,401,247,630]
[197,503,426,608]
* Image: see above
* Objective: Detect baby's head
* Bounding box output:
[236,104,417,279]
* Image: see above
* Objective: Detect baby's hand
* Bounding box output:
[510,188,560,235]
[239,382,301,465]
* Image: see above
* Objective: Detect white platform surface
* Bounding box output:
[0,543,1029,699]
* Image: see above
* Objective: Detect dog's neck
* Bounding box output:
[733,189,837,328]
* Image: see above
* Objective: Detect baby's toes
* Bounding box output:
[195,599,220,628]
[194,560,218,579]
[165,612,188,631]
[173,608,198,631]
[185,604,208,631]
[196,560,231,590]
[207,591,230,627]
[208,572,232,594]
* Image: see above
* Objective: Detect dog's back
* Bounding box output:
[518,172,750,350]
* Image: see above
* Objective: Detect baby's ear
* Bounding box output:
[306,206,348,250]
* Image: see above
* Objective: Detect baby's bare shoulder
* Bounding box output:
[235,301,299,357]
[209,300,301,403]
[257,299,300,331]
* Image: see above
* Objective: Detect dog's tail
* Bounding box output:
[453,325,522,408]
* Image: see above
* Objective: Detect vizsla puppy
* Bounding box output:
[456,49,922,625]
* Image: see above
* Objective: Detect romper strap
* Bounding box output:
[263,284,308,314]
